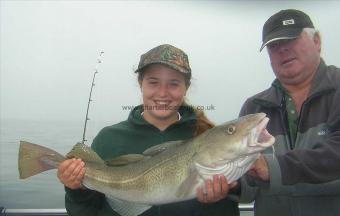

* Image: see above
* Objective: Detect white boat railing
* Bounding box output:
[1,204,254,215]
[0,208,66,216]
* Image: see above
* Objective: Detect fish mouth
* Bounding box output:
[247,116,275,152]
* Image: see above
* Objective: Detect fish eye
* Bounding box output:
[226,125,236,135]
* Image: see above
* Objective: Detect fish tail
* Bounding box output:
[18,140,66,179]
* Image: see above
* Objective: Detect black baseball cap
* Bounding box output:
[260,9,314,51]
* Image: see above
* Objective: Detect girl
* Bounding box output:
[57,44,239,216]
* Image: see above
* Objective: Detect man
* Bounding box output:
[237,9,340,216]
[247,9,340,185]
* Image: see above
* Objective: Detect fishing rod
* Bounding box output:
[81,51,104,144]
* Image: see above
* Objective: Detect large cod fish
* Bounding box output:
[19,113,275,216]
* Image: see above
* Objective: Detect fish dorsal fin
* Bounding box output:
[106,196,151,216]
[66,143,104,164]
[143,140,185,156]
[105,154,146,166]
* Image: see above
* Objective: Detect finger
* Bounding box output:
[75,166,85,182]
[205,179,214,201]
[61,159,83,184]
[72,161,85,180]
[57,159,84,189]
[64,161,79,181]
[69,159,85,181]
[196,187,206,203]
[213,175,222,196]
[58,159,74,176]
[58,159,77,183]
[65,159,83,177]
[66,170,83,189]
[220,175,229,194]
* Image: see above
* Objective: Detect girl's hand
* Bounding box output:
[57,158,85,189]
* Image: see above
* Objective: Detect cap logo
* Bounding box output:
[282,19,295,25]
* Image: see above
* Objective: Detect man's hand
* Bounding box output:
[247,155,269,181]
[196,175,237,203]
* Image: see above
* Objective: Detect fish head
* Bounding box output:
[195,113,275,167]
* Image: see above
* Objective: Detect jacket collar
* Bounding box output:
[253,58,335,108]
[128,104,196,126]
[308,58,336,97]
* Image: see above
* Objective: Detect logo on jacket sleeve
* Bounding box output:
[317,129,329,136]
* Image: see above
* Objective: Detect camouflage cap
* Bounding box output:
[135,44,191,76]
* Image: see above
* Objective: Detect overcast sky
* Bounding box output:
[1,0,340,125]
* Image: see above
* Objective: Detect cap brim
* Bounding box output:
[260,28,303,51]
[135,61,190,74]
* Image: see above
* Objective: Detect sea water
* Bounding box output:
[0,118,106,209]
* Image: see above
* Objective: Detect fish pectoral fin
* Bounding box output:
[106,196,151,216]
[105,154,146,166]
[175,169,199,198]
[143,140,186,156]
